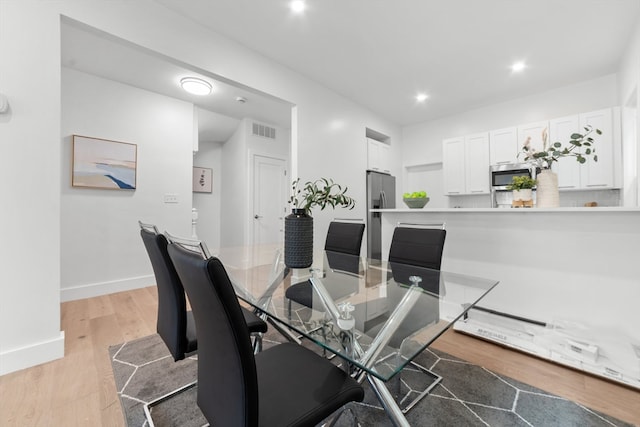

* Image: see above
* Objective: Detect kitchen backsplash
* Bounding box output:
[448,189,621,208]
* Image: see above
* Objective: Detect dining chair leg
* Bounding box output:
[252,332,263,354]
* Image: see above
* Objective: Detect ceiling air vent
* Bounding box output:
[252,122,276,140]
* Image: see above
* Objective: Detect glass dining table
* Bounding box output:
[215,245,499,427]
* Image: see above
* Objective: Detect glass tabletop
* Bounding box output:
[216,246,499,382]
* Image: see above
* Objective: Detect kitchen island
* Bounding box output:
[374,207,640,388]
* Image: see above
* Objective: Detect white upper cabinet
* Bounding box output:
[367,138,391,174]
[441,107,619,197]
[442,137,466,194]
[517,121,549,153]
[443,133,490,195]
[549,115,581,189]
[465,133,490,194]
[579,109,614,188]
[489,127,518,165]
[548,109,615,190]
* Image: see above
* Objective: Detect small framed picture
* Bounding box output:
[193,167,213,193]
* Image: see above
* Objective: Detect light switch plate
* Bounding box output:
[164,193,178,204]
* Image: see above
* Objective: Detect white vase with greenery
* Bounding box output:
[285,178,355,268]
[519,125,601,208]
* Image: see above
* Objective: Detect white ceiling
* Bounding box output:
[62,1,640,138]
[61,19,293,142]
[153,0,640,126]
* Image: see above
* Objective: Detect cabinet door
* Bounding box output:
[465,132,490,194]
[367,138,381,172]
[517,121,549,153]
[378,142,391,174]
[489,127,518,165]
[443,137,466,195]
[549,115,581,189]
[580,109,613,188]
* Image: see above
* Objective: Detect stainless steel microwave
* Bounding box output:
[490,163,538,191]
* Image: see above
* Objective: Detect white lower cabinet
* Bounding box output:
[443,133,490,195]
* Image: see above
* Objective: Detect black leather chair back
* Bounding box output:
[324,221,365,254]
[388,227,446,270]
[167,243,258,427]
[140,228,192,361]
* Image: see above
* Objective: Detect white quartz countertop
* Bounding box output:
[371,207,640,213]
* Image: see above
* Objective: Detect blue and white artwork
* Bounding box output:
[72,135,137,190]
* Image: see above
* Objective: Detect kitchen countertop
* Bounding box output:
[371,207,640,213]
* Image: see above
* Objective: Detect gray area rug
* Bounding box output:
[109,331,633,427]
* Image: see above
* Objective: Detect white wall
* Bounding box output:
[2,0,401,373]
[220,121,248,247]
[0,2,64,374]
[380,210,640,342]
[619,15,640,207]
[193,142,223,249]
[60,68,194,301]
[402,74,620,208]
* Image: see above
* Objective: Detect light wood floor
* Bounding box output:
[1,286,638,426]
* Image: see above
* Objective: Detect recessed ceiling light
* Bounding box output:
[511,61,526,73]
[180,77,212,95]
[415,93,429,103]
[290,0,306,14]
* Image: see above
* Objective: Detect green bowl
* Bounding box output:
[403,197,429,209]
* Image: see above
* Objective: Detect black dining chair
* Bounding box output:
[285,221,365,316]
[139,221,268,358]
[167,236,365,427]
[384,224,447,412]
[388,225,446,270]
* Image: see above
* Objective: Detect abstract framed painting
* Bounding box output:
[72,135,137,190]
[193,167,213,193]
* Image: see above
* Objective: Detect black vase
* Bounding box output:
[284,208,313,268]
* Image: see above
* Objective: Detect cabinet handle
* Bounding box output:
[586,184,608,187]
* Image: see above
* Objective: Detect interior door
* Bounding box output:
[252,154,287,246]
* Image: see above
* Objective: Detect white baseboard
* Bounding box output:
[60,275,155,302]
[0,331,65,376]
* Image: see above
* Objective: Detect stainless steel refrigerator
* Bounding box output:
[366,170,396,260]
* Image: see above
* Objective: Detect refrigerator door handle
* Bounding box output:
[380,191,386,209]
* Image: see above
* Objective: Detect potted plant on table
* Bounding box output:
[507,175,536,203]
[518,125,601,207]
[285,178,355,268]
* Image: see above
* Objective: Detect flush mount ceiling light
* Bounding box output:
[415,93,429,103]
[180,77,212,95]
[290,0,306,14]
[511,61,526,73]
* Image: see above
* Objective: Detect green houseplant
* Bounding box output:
[285,178,355,268]
[506,176,536,191]
[507,175,536,204]
[288,178,356,213]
